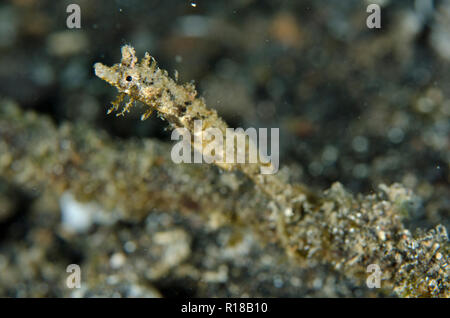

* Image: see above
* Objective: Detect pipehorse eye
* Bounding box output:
[126,76,132,82]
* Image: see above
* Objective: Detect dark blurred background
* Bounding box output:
[1,0,448,230]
